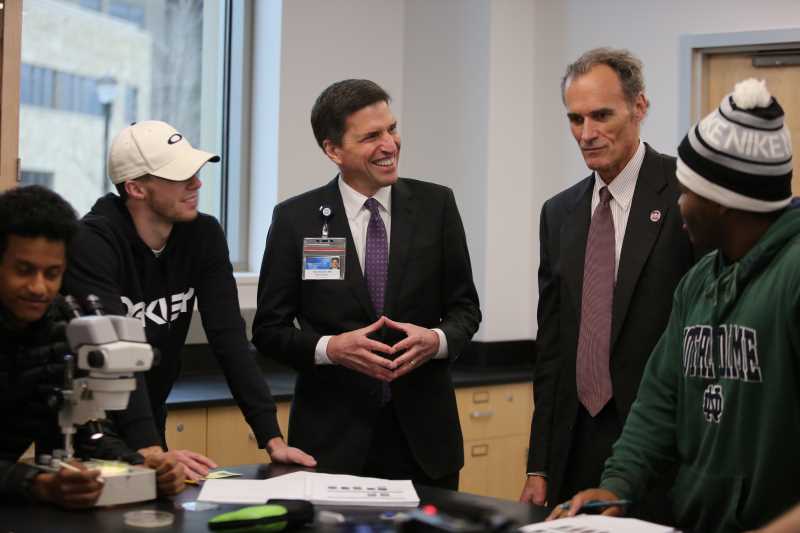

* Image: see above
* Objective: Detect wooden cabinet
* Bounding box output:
[164,402,291,467]
[165,407,208,456]
[207,403,291,467]
[162,382,532,501]
[456,382,533,500]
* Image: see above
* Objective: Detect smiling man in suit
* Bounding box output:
[252,79,481,489]
[519,48,693,518]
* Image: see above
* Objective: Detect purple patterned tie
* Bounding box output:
[576,186,615,417]
[364,198,391,403]
[364,198,388,315]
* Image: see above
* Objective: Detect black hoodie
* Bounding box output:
[63,194,281,449]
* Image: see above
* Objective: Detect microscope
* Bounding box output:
[45,295,158,506]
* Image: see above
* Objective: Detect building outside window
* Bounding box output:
[20,170,55,188]
[19,0,231,248]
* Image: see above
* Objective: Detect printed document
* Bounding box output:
[197,471,419,507]
[520,515,678,533]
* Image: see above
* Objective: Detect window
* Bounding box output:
[108,1,146,28]
[125,85,138,124]
[20,170,55,188]
[22,64,108,116]
[19,0,232,240]
[79,0,102,11]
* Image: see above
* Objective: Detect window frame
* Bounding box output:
[221,0,252,271]
[0,0,22,191]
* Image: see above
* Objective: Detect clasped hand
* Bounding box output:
[326,316,440,381]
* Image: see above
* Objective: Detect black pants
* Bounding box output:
[558,401,622,502]
[362,402,459,491]
[559,401,675,525]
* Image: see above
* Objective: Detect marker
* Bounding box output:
[558,499,631,511]
[53,459,105,484]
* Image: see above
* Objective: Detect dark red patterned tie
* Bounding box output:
[576,186,615,416]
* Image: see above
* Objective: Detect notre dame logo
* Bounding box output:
[702,383,724,423]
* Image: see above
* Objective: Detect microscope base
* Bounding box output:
[88,463,156,507]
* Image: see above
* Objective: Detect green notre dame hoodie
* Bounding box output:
[600,207,800,533]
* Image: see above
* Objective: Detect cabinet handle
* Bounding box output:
[472,391,490,404]
[470,410,494,419]
[176,423,184,433]
[470,444,489,457]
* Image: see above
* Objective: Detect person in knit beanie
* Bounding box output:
[678,78,792,211]
[549,79,800,533]
[675,78,793,255]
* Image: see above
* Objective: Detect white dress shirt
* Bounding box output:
[590,140,646,280]
[314,177,448,364]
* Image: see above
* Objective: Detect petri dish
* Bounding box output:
[123,510,175,528]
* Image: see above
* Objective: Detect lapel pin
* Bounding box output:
[649,210,662,223]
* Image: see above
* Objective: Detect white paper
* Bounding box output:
[197,471,419,508]
[304,472,419,507]
[519,515,678,533]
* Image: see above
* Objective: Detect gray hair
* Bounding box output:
[561,47,648,108]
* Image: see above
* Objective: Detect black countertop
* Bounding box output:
[167,366,533,409]
[0,464,549,532]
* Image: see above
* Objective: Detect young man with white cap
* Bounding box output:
[63,121,316,479]
[549,79,800,533]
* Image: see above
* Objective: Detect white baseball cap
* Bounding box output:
[107,120,220,184]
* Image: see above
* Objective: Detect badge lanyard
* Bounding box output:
[302,205,346,280]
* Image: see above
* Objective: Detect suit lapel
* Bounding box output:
[611,146,671,348]
[561,177,594,316]
[384,180,416,319]
[322,178,376,321]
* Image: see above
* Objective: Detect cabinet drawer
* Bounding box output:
[486,434,529,500]
[165,408,207,456]
[459,439,491,496]
[206,402,291,467]
[458,435,529,501]
[456,383,533,441]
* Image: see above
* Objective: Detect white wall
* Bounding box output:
[246,0,800,341]
[401,0,491,338]
[534,0,800,186]
[482,0,535,341]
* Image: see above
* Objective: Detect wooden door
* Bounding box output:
[703,53,800,195]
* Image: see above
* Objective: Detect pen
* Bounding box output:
[558,499,631,511]
[53,459,105,484]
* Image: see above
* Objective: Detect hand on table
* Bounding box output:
[547,488,623,520]
[266,437,317,467]
[143,453,185,495]
[139,446,216,482]
[31,461,103,509]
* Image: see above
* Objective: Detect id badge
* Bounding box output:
[302,237,346,280]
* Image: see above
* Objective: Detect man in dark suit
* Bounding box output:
[519,48,693,512]
[252,79,481,490]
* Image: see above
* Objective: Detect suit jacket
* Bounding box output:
[252,177,481,479]
[528,145,694,501]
